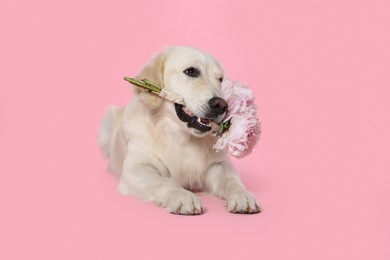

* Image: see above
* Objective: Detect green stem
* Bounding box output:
[124,77,160,93]
[142,79,162,91]
[214,119,231,136]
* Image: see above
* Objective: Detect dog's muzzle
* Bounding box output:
[207,97,228,118]
[175,104,213,133]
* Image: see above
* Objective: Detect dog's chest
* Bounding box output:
[159,138,211,189]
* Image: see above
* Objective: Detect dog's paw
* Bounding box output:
[166,190,204,215]
[227,191,261,214]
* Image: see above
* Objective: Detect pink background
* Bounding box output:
[1,0,389,259]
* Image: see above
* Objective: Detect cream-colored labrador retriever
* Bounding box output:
[99,46,260,215]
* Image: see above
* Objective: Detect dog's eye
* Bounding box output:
[183,67,200,78]
[218,77,223,83]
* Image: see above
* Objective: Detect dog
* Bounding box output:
[98,46,260,215]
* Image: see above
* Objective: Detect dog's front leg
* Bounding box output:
[204,162,261,214]
[118,164,203,215]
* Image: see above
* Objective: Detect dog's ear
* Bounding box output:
[134,52,166,110]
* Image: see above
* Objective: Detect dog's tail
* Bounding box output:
[98,106,124,159]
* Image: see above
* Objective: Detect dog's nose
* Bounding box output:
[208,97,228,116]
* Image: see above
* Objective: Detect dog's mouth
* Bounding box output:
[174,104,214,133]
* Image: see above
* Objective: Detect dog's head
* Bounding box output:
[135,46,227,137]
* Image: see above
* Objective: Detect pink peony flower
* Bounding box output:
[213,79,261,158]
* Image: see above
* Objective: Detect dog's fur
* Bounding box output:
[98,46,260,214]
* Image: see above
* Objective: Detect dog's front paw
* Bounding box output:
[227,191,261,214]
[166,190,204,215]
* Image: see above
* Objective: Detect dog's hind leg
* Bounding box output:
[98,106,125,175]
